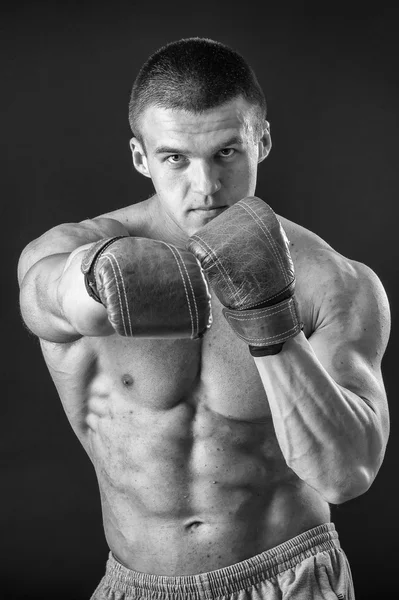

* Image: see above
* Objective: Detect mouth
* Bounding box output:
[191,206,228,215]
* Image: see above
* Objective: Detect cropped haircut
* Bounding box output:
[128,37,267,150]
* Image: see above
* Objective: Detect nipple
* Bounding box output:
[122,374,133,387]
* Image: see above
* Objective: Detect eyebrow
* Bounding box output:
[154,135,244,156]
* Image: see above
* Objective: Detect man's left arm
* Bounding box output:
[188,197,390,506]
[253,256,390,505]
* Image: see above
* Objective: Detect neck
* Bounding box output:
[146,195,190,247]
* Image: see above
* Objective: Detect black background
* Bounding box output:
[2,3,398,599]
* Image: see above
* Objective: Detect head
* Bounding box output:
[128,37,271,237]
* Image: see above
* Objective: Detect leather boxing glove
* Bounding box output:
[81,236,212,339]
[187,197,302,355]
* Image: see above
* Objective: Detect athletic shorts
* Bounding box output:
[90,522,355,599]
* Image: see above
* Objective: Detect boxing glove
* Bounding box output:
[187,197,302,355]
[81,236,212,339]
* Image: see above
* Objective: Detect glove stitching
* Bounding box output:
[224,296,296,316]
[157,241,196,339]
[224,304,293,320]
[231,329,300,343]
[194,256,213,331]
[105,251,134,336]
[194,233,294,311]
[225,321,300,343]
[245,283,294,308]
[190,235,240,302]
[240,201,290,286]
[289,299,295,326]
[293,297,301,322]
[240,200,288,281]
[102,252,132,336]
[174,246,199,337]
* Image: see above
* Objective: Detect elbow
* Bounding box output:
[321,466,375,505]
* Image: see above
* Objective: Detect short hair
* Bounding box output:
[128,37,267,148]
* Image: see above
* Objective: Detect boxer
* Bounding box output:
[18,37,390,599]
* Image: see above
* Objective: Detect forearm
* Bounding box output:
[57,247,113,337]
[254,332,385,504]
[20,245,112,341]
[19,218,128,341]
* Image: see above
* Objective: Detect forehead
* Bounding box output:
[139,97,258,151]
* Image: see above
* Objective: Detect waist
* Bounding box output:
[102,481,330,575]
[104,522,339,593]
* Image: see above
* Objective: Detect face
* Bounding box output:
[130,96,271,238]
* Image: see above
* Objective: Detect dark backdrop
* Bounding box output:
[2,4,398,599]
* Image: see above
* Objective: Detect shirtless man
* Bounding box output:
[18,37,390,599]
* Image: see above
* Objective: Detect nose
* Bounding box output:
[190,162,221,196]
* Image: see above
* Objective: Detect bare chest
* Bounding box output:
[196,293,271,420]
[41,294,273,440]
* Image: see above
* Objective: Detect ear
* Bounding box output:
[258,120,272,164]
[129,138,152,179]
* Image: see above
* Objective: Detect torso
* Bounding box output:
[40,201,331,575]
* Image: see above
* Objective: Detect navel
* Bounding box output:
[121,373,134,387]
[184,519,204,532]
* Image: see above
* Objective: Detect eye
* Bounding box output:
[218,148,235,158]
[166,154,184,164]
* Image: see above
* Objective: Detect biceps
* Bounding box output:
[19,254,81,342]
[18,218,128,285]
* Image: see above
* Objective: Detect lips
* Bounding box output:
[192,206,227,211]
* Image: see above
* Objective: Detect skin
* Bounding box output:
[18,96,390,576]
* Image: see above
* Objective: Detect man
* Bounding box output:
[18,37,390,599]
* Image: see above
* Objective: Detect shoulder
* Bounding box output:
[98,198,154,237]
[309,250,390,346]
[278,215,391,347]
[278,213,333,263]
[18,198,153,286]
[17,216,129,286]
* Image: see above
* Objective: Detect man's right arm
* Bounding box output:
[18,217,130,342]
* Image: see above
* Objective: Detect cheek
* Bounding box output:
[150,163,184,191]
[154,174,186,212]
[244,154,258,187]
[226,158,255,190]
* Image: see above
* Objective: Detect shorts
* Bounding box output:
[90,522,355,599]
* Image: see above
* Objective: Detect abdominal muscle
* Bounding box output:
[91,401,330,576]
[41,301,330,576]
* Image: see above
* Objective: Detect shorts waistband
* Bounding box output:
[103,523,340,599]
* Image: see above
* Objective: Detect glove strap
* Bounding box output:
[222,297,303,354]
[81,236,127,303]
[249,343,285,356]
